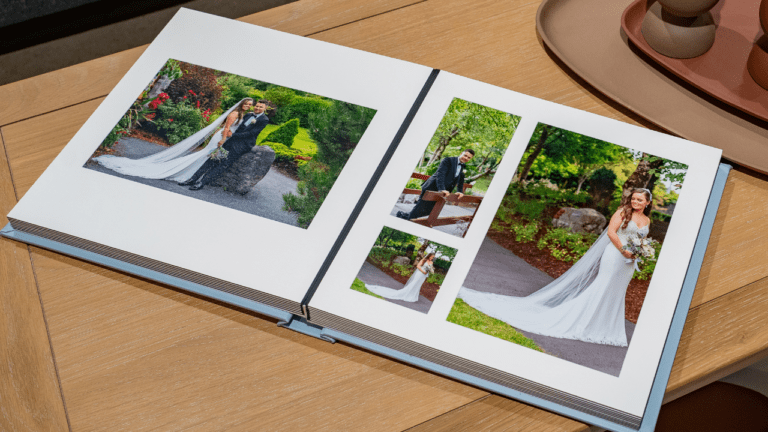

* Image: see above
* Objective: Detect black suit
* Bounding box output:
[397,156,465,220]
[189,112,270,186]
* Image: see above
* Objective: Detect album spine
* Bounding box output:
[298,68,441,317]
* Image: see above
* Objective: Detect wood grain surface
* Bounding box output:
[0,0,422,128]
[0,132,69,430]
[408,395,589,432]
[2,0,767,430]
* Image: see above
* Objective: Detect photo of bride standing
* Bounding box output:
[351,227,458,314]
[448,123,688,376]
[85,59,377,229]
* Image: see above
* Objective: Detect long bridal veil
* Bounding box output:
[458,229,632,346]
[92,98,250,180]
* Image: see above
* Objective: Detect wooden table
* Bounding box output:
[2,0,768,430]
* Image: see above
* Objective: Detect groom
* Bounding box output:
[396,148,475,221]
[180,99,274,190]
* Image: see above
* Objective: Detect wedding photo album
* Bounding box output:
[3,9,727,432]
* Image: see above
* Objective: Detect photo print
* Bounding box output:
[448,122,688,376]
[85,59,376,229]
[391,98,520,238]
[351,226,458,314]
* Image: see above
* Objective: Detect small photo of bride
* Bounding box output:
[391,98,521,238]
[351,226,458,314]
[448,122,688,376]
[84,59,376,229]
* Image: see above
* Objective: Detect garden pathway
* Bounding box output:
[390,202,474,237]
[461,237,635,377]
[86,138,300,227]
[356,262,433,314]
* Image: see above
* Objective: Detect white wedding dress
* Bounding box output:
[366,263,433,302]
[92,99,248,182]
[459,221,649,346]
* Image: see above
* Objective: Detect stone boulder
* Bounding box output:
[397,193,419,204]
[213,145,276,195]
[552,207,607,234]
[392,256,411,266]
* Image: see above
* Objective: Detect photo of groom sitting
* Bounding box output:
[390,98,521,238]
[86,59,377,230]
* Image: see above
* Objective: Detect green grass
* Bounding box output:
[257,124,317,155]
[350,278,384,300]
[470,176,491,194]
[447,299,543,352]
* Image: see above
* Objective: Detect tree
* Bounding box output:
[376,227,415,248]
[263,86,296,108]
[282,100,377,227]
[621,154,687,203]
[165,61,222,112]
[218,74,258,109]
[515,124,560,183]
[421,99,519,180]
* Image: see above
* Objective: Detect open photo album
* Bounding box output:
[2,9,729,432]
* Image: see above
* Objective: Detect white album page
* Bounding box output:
[309,72,722,416]
[7,9,434,303]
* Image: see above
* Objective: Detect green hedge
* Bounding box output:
[261,141,303,164]
[262,119,299,148]
[273,96,333,127]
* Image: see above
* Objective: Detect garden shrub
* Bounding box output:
[100,112,131,148]
[369,247,399,264]
[513,199,546,221]
[432,257,451,270]
[509,221,539,242]
[391,263,412,276]
[263,119,299,148]
[261,141,304,164]
[263,86,296,108]
[536,228,597,262]
[218,75,257,109]
[155,100,204,144]
[524,183,590,208]
[273,96,333,127]
[427,273,445,285]
[283,160,335,227]
[165,62,222,112]
[405,178,423,190]
[651,210,671,222]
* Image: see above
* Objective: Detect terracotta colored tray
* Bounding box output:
[536,0,768,173]
[622,0,768,123]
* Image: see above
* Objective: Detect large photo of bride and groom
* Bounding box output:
[447,122,689,376]
[351,226,458,314]
[391,98,520,238]
[84,59,376,229]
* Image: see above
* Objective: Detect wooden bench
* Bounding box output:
[402,172,483,237]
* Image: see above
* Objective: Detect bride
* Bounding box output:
[459,188,653,347]
[92,98,254,182]
[366,253,435,302]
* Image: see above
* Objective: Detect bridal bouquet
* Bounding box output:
[209,147,229,161]
[622,234,659,264]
